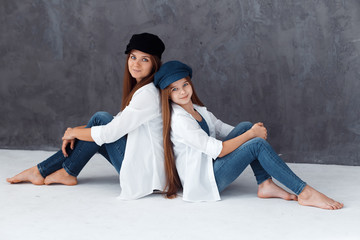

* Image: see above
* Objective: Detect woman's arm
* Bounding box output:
[61,125,88,157]
[91,87,159,146]
[62,127,94,142]
[218,122,267,158]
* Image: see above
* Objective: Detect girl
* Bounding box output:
[7,33,166,200]
[155,60,343,210]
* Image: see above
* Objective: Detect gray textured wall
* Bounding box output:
[1,0,360,166]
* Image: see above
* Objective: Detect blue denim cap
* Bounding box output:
[154,61,192,89]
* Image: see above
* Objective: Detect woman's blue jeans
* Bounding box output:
[213,122,306,195]
[37,112,127,177]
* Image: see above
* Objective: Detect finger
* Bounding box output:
[62,141,68,157]
[71,140,75,150]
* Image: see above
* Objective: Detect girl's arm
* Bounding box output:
[208,111,234,139]
[218,123,267,158]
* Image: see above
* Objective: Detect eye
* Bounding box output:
[130,55,136,60]
[142,58,149,62]
[183,82,189,87]
[171,87,178,92]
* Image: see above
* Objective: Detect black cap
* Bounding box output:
[125,33,165,59]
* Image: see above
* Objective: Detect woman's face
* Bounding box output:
[169,78,193,106]
[128,50,153,82]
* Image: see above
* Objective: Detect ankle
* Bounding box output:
[59,168,73,177]
[259,178,272,188]
[298,185,312,199]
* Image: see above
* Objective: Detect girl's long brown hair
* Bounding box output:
[161,78,205,198]
[121,54,161,110]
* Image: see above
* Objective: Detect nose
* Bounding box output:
[180,88,185,94]
[133,59,140,66]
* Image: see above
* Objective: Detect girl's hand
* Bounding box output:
[250,122,267,140]
[62,139,75,157]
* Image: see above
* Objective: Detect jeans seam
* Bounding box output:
[259,140,306,195]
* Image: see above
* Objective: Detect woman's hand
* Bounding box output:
[62,127,76,140]
[250,122,267,140]
[61,125,86,157]
[62,139,75,157]
[61,128,76,157]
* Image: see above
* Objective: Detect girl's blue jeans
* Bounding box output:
[37,112,127,177]
[213,122,306,195]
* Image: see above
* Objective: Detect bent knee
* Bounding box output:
[248,137,267,145]
[242,121,253,129]
[90,111,113,125]
[235,121,253,131]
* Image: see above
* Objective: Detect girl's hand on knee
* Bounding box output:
[250,122,267,140]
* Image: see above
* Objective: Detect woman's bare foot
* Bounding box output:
[258,178,297,201]
[44,168,77,186]
[6,166,44,185]
[298,185,343,210]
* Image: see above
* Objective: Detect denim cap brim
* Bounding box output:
[154,60,192,89]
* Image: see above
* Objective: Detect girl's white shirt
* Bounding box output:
[171,103,234,202]
[91,83,165,200]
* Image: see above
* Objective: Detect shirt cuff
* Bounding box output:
[205,137,223,159]
[91,126,104,146]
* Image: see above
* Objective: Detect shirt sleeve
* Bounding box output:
[208,111,234,140]
[172,113,223,159]
[91,87,160,146]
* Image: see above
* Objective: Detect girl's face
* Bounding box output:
[169,78,193,106]
[128,50,153,82]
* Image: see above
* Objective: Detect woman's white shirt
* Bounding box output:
[91,83,165,200]
[171,103,234,202]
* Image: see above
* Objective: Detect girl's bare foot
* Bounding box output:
[298,185,343,210]
[6,166,44,185]
[44,168,77,186]
[258,178,297,201]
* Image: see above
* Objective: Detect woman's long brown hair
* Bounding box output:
[161,78,204,198]
[121,54,161,110]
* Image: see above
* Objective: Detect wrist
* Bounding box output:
[247,129,256,139]
[70,128,77,139]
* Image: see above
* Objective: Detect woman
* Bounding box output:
[155,60,343,210]
[7,33,166,200]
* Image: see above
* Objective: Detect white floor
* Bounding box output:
[1,149,359,240]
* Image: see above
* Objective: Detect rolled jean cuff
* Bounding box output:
[62,163,78,177]
[294,181,307,195]
[37,164,47,178]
